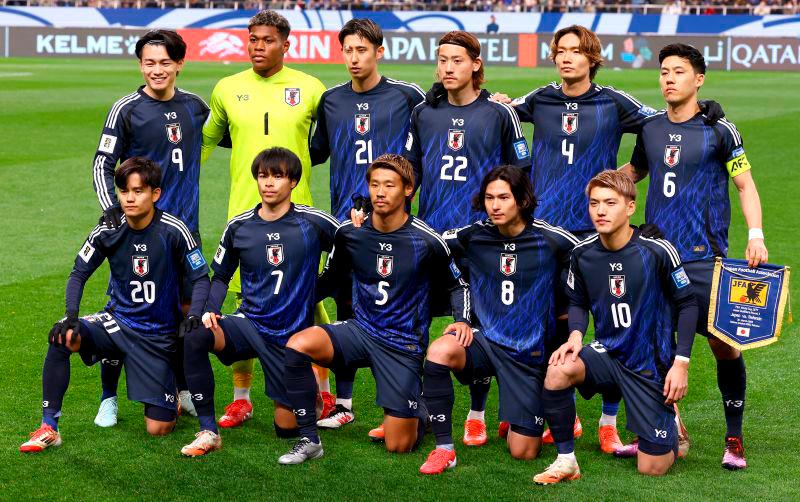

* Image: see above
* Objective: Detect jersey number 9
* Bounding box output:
[172,148,183,172]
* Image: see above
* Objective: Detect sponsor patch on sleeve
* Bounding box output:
[514,140,530,160]
[449,260,462,279]
[726,152,751,177]
[98,134,117,154]
[187,249,207,270]
[78,241,95,263]
[213,245,226,265]
[671,266,691,289]
[638,105,657,116]
[567,267,575,290]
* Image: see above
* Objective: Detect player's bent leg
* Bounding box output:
[507,426,542,460]
[636,439,676,476]
[144,404,176,436]
[183,324,222,435]
[383,412,418,453]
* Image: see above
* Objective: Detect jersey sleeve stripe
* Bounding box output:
[294,204,340,228]
[220,209,255,243]
[532,219,580,245]
[718,118,742,146]
[640,236,680,267]
[386,78,426,98]
[494,101,524,138]
[573,233,599,251]
[606,86,644,109]
[411,220,450,255]
[93,154,113,209]
[106,93,139,129]
[104,92,137,128]
[176,87,209,109]
[161,213,197,248]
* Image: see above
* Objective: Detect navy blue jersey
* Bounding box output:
[405,90,531,233]
[512,83,655,232]
[71,210,209,335]
[630,112,747,263]
[444,219,578,365]
[319,215,470,354]
[92,86,209,232]
[211,204,338,344]
[566,230,694,383]
[310,77,425,221]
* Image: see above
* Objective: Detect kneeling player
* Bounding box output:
[180,148,338,456]
[278,154,471,464]
[20,157,209,453]
[533,170,698,483]
[419,166,578,474]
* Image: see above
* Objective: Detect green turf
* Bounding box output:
[1,57,798,500]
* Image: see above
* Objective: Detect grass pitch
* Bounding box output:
[0,58,798,500]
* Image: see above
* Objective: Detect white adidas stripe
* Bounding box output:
[93,154,113,209]
[161,213,196,248]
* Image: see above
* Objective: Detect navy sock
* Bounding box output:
[42,343,72,430]
[182,326,217,433]
[601,399,620,416]
[543,387,576,454]
[100,360,122,401]
[284,348,320,443]
[173,340,188,392]
[422,360,455,446]
[468,377,490,412]
[717,355,746,438]
[334,365,356,400]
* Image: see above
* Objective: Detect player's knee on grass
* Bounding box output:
[383,411,418,453]
[636,438,676,476]
[144,405,177,436]
[426,334,466,369]
[507,426,541,460]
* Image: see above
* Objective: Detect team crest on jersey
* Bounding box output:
[355,114,370,135]
[165,123,182,144]
[500,253,517,276]
[609,274,626,298]
[266,244,284,266]
[285,88,301,106]
[448,129,465,151]
[562,113,578,135]
[132,255,149,277]
[377,255,393,277]
[664,145,681,167]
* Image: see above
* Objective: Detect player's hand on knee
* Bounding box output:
[549,331,583,366]
[663,360,689,404]
[489,92,512,104]
[201,312,221,330]
[745,238,768,268]
[179,315,201,338]
[49,312,80,345]
[444,322,473,347]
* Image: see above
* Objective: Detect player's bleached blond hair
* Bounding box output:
[585,169,637,201]
[366,154,415,189]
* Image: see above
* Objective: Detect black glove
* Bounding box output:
[49,311,80,345]
[102,204,123,230]
[351,193,373,214]
[425,82,446,108]
[638,223,665,239]
[698,99,725,125]
[217,127,232,149]
[179,315,202,338]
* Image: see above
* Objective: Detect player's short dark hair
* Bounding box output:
[585,169,637,201]
[366,154,415,189]
[438,31,484,90]
[115,157,162,190]
[472,166,537,222]
[550,25,604,81]
[248,10,291,40]
[338,18,383,48]
[659,43,707,75]
[135,29,186,62]
[250,147,302,182]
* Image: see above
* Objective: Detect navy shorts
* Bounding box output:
[683,259,714,337]
[577,342,677,456]
[454,331,545,435]
[79,312,177,411]
[179,231,202,302]
[213,313,289,407]
[322,321,423,419]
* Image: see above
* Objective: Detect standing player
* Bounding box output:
[620,44,768,470]
[308,19,425,430]
[201,10,333,427]
[180,148,338,456]
[419,166,578,475]
[533,170,698,484]
[403,31,530,444]
[277,154,471,464]
[20,158,210,453]
[90,29,209,426]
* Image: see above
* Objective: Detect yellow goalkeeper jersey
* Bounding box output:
[202,65,326,216]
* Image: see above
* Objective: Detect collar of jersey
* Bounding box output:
[365,213,414,234]
[252,203,294,224]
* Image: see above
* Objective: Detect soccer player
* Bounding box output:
[201,10,332,427]
[180,148,338,456]
[403,30,530,445]
[533,170,698,484]
[90,29,209,426]
[20,157,210,453]
[419,166,578,475]
[308,19,425,431]
[620,44,768,470]
[277,154,471,464]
